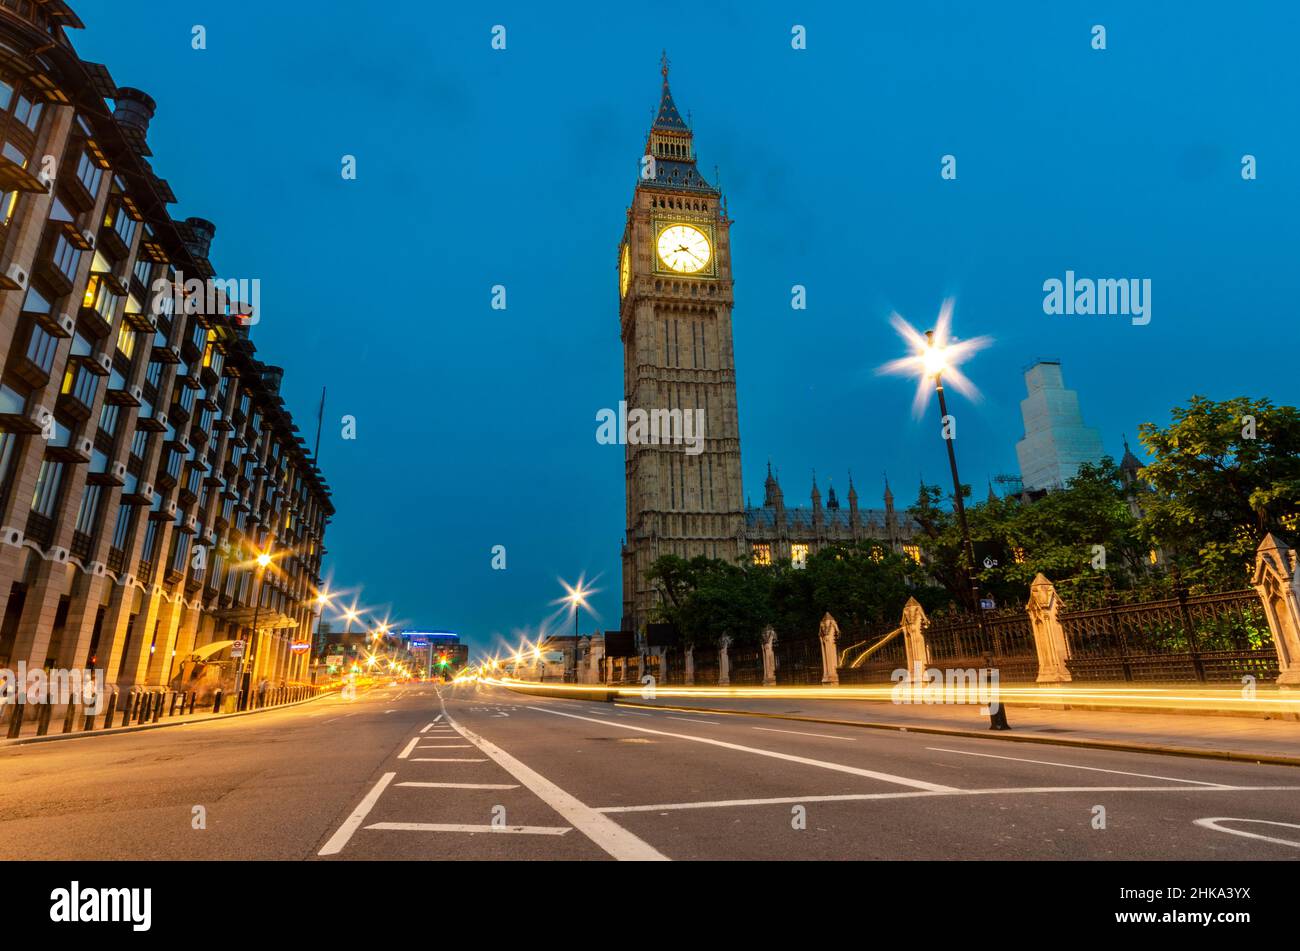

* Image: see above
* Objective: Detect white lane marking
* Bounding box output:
[1193,817,1300,849]
[412,757,487,762]
[926,747,1232,787]
[598,785,1300,814]
[396,782,519,790]
[620,711,652,717]
[443,709,668,861]
[366,822,571,836]
[318,772,396,855]
[420,723,435,733]
[529,706,955,793]
[433,713,444,723]
[398,738,420,760]
[417,744,473,749]
[754,726,856,741]
[668,716,718,725]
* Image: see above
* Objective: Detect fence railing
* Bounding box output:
[1059,587,1276,683]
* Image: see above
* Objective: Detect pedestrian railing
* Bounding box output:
[0,680,332,741]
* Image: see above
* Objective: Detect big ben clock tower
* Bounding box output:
[618,55,746,635]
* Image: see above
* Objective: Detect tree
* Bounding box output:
[1137,396,1300,590]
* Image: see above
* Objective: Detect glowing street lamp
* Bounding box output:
[879,300,992,611]
[557,576,596,683]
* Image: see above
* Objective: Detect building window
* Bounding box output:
[752,543,771,566]
[791,543,809,569]
[30,459,64,517]
[75,484,102,536]
[1013,547,1026,564]
[902,544,922,565]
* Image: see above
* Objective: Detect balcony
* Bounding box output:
[25,511,54,548]
[10,320,59,389]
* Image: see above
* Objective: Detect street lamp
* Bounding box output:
[237,547,274,710]
[879,301,992,611]
[557,576,595,683]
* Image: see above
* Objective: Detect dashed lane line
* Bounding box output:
[396,782,519,790]
[366,822,571,836]
[398,738,419,760]
[440,701,668,861]
[412,757,487,763]
[318,772,396,855]
[528,706,957,793]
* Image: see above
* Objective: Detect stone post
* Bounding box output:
[900,597,929,677]
[818,612,840,685]
[588,634,604,683]
[717,636,731,686]
[1253,534,1300,687]
[683,645,695,685]
[1026,573,1073,684]
[761,625,777,686]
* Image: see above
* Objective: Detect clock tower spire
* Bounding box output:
[618,57,745,636]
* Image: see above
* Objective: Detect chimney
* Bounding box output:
[113,87,156,139]
[261,365,284,395]
[183,216,216,260]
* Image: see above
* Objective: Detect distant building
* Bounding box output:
[1015,361,1104,491]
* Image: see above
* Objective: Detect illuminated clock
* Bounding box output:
[656,224,711,274]
[620,243,631,297]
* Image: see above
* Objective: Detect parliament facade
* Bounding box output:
[0,3,331,691]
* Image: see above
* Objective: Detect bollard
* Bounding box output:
[152,692,163,722]
[35,698,53,736]
[120,690,134,727]
[212,689,223,714]
[135,691,149,724]
[6,699,24,738]
[187,692,196,715]
[988,701,1011,730]
[169,692,181,717]
[99,688,117,730]
[62,700,78,734]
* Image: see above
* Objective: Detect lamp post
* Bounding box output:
[237,549,272,710]
[927,329,981,613]
[560,578,593,684]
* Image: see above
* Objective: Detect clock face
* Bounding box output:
[620,243,630,297]
[656,224,711,274]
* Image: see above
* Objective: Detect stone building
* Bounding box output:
[745,467,919,568]
[0,4,331,694]
[1014,360,1104,491]
[617,58,920,635]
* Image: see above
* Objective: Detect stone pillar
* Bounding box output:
[56,573,109,671]
[717,636,731,686]
[588,634,604,683]
[1253,534,1300,687]
[8,558,69,668]
[145,596,185,685]
[818,612,840,685]
[1026,573,1073,684]
[900,598,929,676]
[761,625,777,686]
[683,645,695,685]
[118,589,164,687]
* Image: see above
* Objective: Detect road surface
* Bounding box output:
[1,682,1298,860]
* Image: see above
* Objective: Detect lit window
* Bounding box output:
[752,543,771,566]
[902,544,922,565]
[1148,549,1159,565]
[870,547,883,563]
[1013,547,1026,564]
[791,543,809,569]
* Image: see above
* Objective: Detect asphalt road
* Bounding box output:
[1,682,1298,860]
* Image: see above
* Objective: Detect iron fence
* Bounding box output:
[922,608,1040,682]
[1059,587,1276,683]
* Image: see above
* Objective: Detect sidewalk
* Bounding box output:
[614,692,1300,766]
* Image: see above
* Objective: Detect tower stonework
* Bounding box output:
[619,58,745,634]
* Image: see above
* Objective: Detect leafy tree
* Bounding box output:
[1137,396,1300,590]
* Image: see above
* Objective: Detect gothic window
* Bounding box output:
[902,544,922,565]
[791,543,808,569]
[752,543,771,566]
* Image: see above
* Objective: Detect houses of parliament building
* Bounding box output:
[618,57,916,635]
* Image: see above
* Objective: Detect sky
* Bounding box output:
[72,1,1299,658]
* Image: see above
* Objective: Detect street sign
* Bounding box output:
[231,639,245,658]
[290,641,310,653]
[326,654,343,666]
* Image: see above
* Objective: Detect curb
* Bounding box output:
[0,690,337,749]
[612,700,1300,769]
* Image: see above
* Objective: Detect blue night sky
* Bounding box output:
[73,1,1298,658]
